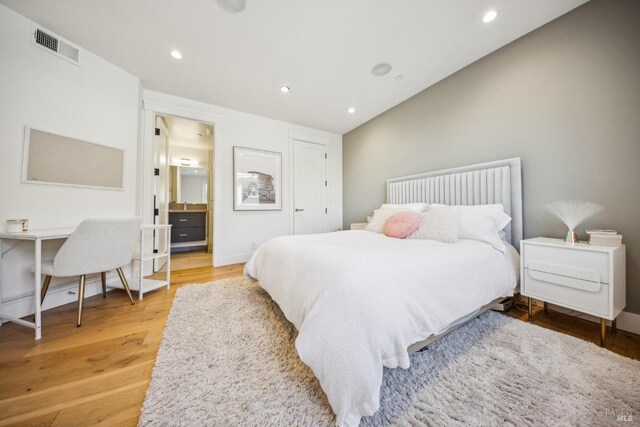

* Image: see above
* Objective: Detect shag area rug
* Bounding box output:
[139,278,639,426]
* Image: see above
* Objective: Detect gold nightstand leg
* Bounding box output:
[600,318,606,347]
[612,318,617,334]
[543,301,548,313]
[528,297,533,322]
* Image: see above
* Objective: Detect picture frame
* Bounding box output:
[233,146,282,211]
[22,126,125,191]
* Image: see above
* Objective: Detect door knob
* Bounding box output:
[295,208,304,212]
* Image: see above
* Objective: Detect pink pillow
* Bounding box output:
[383,211,421,238]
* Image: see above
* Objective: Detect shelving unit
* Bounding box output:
[109,224,172,300]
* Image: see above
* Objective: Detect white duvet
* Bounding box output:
[244,230,518,426]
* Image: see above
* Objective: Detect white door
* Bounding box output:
[153,118,169,271]
[293,140,327,235]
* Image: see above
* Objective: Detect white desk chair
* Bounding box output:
[34,218,141,326]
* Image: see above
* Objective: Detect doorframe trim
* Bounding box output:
[140,96,222,270]
[288,131,329,236]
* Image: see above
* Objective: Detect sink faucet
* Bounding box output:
[183,202,187,211]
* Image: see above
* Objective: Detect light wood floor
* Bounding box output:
[160,250,213,272]
[0,263,243,427]
[0,265,638,426]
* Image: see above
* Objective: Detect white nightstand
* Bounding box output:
[350,222,368,230]
[520,237,625,347]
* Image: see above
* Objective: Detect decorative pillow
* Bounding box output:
[365,203,428,233]
[383,211,421,238]
[407,205,459,242]
[453,204,512,252]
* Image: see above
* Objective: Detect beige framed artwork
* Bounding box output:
[22,126,125,190]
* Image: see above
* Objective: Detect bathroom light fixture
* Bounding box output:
[371,63,392,76]
[348,107,355,114]
[280,86,290,93]
[171,158,199,166]
[170,50,182,59]
[482,10,498,23]
[196,133,202,137]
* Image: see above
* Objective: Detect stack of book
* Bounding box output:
[587,229,623,247]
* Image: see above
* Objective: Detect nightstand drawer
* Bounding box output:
[523,244,609,284]
[524,268,609,316]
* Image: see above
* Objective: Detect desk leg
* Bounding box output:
[139,229,144,301]
[166,232,171,290]
[34,239,42,340]
[0,239,4,327]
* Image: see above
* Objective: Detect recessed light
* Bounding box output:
[348,107,355,114]
[482,10,498,23]
[371,63,392,76]
[280,86,290,93]
[170,50,182,59]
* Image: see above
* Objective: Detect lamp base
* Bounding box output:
[565,230,579,245]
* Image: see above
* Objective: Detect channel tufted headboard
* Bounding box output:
[386,158,523,248]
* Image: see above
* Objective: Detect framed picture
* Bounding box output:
[233,146,282,211]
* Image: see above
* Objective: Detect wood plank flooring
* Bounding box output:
[0,263,243,427]
[163,250,213,272]
[0,264,638,426]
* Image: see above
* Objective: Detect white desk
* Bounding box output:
[0,224,171,340]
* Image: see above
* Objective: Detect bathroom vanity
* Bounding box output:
[168,204,208,253]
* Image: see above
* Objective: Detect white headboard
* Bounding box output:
[386,158,523,248]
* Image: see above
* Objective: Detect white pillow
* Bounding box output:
[453,204,511,252]
[407,205,459,243]
[365,203,428,233]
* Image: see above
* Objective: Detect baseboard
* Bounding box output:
[0,274,125,324]
[543,302,640,335]
[214,252,252,267]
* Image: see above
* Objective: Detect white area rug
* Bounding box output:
[139,278,639,426]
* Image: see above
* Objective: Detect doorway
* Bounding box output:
[153,115,215,271]
[293,139,327,235]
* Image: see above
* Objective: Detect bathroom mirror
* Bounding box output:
[170,166,208,203]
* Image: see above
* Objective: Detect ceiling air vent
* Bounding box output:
[31,24,81,66]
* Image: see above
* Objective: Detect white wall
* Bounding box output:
[142,91,343,266]
[0,4,141,319]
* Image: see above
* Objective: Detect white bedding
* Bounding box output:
[244,230,518,426]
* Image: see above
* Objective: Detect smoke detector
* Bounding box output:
[217,0,246,13]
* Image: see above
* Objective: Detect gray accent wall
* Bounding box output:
[343,0,640,313]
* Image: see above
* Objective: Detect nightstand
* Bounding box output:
[350,222,368,230]
[520,237,625,347]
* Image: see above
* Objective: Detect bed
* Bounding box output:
[245,158,523,426]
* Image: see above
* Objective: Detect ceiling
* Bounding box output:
[2,0,588,134]
[162,116,213,151]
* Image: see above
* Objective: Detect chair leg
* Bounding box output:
[101,272,107,298]
[116,268,135,305]
[41,275,52,304]
[77,275,86,327]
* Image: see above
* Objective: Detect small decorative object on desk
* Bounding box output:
[5,219,28,233]
[587,229,623,247]
[545,200,603,245]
